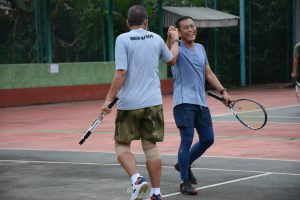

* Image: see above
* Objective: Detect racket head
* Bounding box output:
[296,81,300,102]
[229,99,268,130]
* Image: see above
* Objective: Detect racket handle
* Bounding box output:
[108,97,119,109]
[79,138,85,145]
[207,91,223,101]
[79,131,92,145]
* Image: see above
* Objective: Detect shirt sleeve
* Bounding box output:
[159,38,173,63]
[115,36,128,70]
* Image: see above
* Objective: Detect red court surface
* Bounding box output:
[0,87,299,161]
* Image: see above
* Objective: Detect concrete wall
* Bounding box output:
[0,62,168,89]
[0,62,172,107]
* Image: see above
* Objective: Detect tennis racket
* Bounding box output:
[207,91,267,130]
[295,81,300,102]
[79,97,118,145]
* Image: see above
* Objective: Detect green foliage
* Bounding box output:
[0,0,35,63]
[51,0,105,61]
[0,0,294,86]
[0,11,14,63]
[250,0,289,83]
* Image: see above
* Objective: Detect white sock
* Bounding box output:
[131,173,141,185]
[150,188,161,195]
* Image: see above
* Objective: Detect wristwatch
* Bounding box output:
[173,39,180,44]
[220,88,227,95]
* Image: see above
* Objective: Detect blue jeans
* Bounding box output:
[173,104,214,181]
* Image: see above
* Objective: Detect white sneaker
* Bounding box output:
[128,176,150,200]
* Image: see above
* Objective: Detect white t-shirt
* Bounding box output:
[115,28,173,110]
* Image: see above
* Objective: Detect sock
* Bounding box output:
[131,173,141,185]
[150,188,161,195]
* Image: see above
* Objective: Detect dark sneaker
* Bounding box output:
[174,163,197,185]
[128,176,150,200]
[149,193,162,200]
[180,179,197,195]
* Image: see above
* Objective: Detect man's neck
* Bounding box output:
[183,41,195,48]
[129,25,146,31]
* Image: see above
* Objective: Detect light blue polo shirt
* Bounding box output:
[115,28,173,110]
[172,42,209,107]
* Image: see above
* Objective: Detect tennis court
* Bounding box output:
[0,86,299,200]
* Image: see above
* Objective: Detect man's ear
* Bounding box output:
[126,19,130,27]
[144,19,148,29]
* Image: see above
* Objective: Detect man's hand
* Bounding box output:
[222,91,231,107]
[167,26,176,34]
[101,100,112,115]
[291,71,298,80]
[167,26,179,41]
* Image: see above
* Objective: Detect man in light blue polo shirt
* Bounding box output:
[167,16,231,195]
[101,5,179,200]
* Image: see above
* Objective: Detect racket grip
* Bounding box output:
[108,97,119,109]
[79,138,85,145]
[79,131,92,145]
[207,91,223,101]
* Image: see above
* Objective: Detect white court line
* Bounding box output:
[213,116,300,120]
[267,116,300,119]
[200,155,300,163]
[161,166,300,176]
[0,159,120,166]
[211,105,300,117]
[212,120,300,125]
[161,154,300,163]
[1,148,300,162]
[1,159,299,176]
[265,105,300,111]
[162,173,272,198]
[266,121,300,125]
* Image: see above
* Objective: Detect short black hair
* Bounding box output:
[175,16,194,29]
[127,5,148,26]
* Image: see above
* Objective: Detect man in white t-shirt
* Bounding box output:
[101,5,178,200]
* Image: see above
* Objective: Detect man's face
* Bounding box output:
[178,18,197,43]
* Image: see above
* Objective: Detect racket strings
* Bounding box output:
[232,100,266,129]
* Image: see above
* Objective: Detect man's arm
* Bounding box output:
[101,69,127,114]
[166,27,179,66]
[205,65,230,105]
[291,43,300,80]
[167,41,179,66]
[291,57,298,80]
[166,33,172,49]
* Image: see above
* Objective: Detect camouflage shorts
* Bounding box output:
[114,105,164,143]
